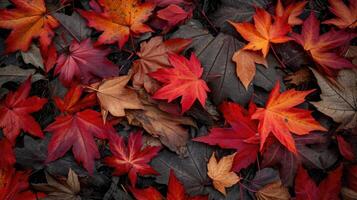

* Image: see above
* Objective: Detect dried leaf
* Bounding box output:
[255,180,290,200]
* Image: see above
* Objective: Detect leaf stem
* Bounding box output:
[270,45,287,69]
[239,182,259,193]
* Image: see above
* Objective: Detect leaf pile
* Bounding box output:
[0,0,356,199]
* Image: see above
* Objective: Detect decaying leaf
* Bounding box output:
[89,75,143,122]
[0,65,45,87]
[20,44,44,70]
[126,90,194,154]
[255,180,290,200]
[284,67,313,86]
[34,169,81,200]
[311,68,357,130]
[207,153,240,195]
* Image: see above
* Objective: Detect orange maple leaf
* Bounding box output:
[0,0,59,53]
[78,0,155,48]
[292,12,355,76]
[251,82,327,153]
[323,0,357,29]
[149,53,210,113]
[229,7,291,57]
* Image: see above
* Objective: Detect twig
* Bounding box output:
[270,45,287,68]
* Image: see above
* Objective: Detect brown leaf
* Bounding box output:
[90,75,143,122]
[33,169,81,200]
[342,187,357,200]
[126,90,195,154]
[207,152,240,195]
[132,36,191,93]
[232,49,267,89]
[284,67,313,86]
[255,180,290,200]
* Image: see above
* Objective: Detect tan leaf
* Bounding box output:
[255,180,290,200]
[90,75,143,122]
[284,67,313,86]
[207,152,240,195]
[33,169,81,200]
[232,49,267,89]
[132,36,191,93]
[311,68,357,131]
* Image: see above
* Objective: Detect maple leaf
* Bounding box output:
[55,38,119,87]
[129,170,208,200]
[34,169,80,200]
[0,0,59,53]
[291,13,355,76]
[149,53,210,113]
[251,81,327,154]
[193,101,260,172]
[207,152,240,195]
[132,36,191,94]
[89,75,143,122]
[336,135,355,161]
[295,165,342,200]
[311,68,357,131]
[104,131,161,186]
[229,7,291,57]
[0,138,16,168]
[45,85,108,173]
[0,167,46,200]
[232,49,268,89]
[323,0,357,29]
[78,0,155,48]
[275,0,307,26]
[0,77,47,144]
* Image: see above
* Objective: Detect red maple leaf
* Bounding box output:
[0,138,16,169]
[193,101,260,172]
[55,38,119,87]
[291,12,355,76]
[149,53,210,113]
[251,82,327,153]
[129,170,208,200]
[155,4,193,32]
[0,77,47,144]
[295,165,342,200]
[0,167,46,200]
[45,85,108,173]
[104,131,161,186]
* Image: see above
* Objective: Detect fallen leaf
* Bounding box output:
[291,13,355,76]
[255,180,290,200]
[229,7,291,57]
[336,135,355,161]
[104,131,161,186]
[232,49,267,89]
[45,86,108,174]
[0,167,46,200]
[0,77,47,143]
[149,53,210,113]
[89,75,143,122]
[252,81,327,153]
[284,67,313,86]
[193,101,260,172]
[295,165,342,200]
[34,169,81,200]
[53,12,92,41]
[342,187,357,200]
[21,44,44,70]
[275,0,307,26]
[0,65,45,87]
[207,153,240,195]
[0,0,59,53]
[132,36,191,93]
[129,186,162,200]
[323,0,357,29]
[78,0,155,48]
[126,90,194,154]
[311,68,357,130]
[157,4,192,32]
[55,38,119,86]
[345,46,357,65]
[346,165,357,192]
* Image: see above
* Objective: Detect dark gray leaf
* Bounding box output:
[53,12,91,42]
[0,65,45,87]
